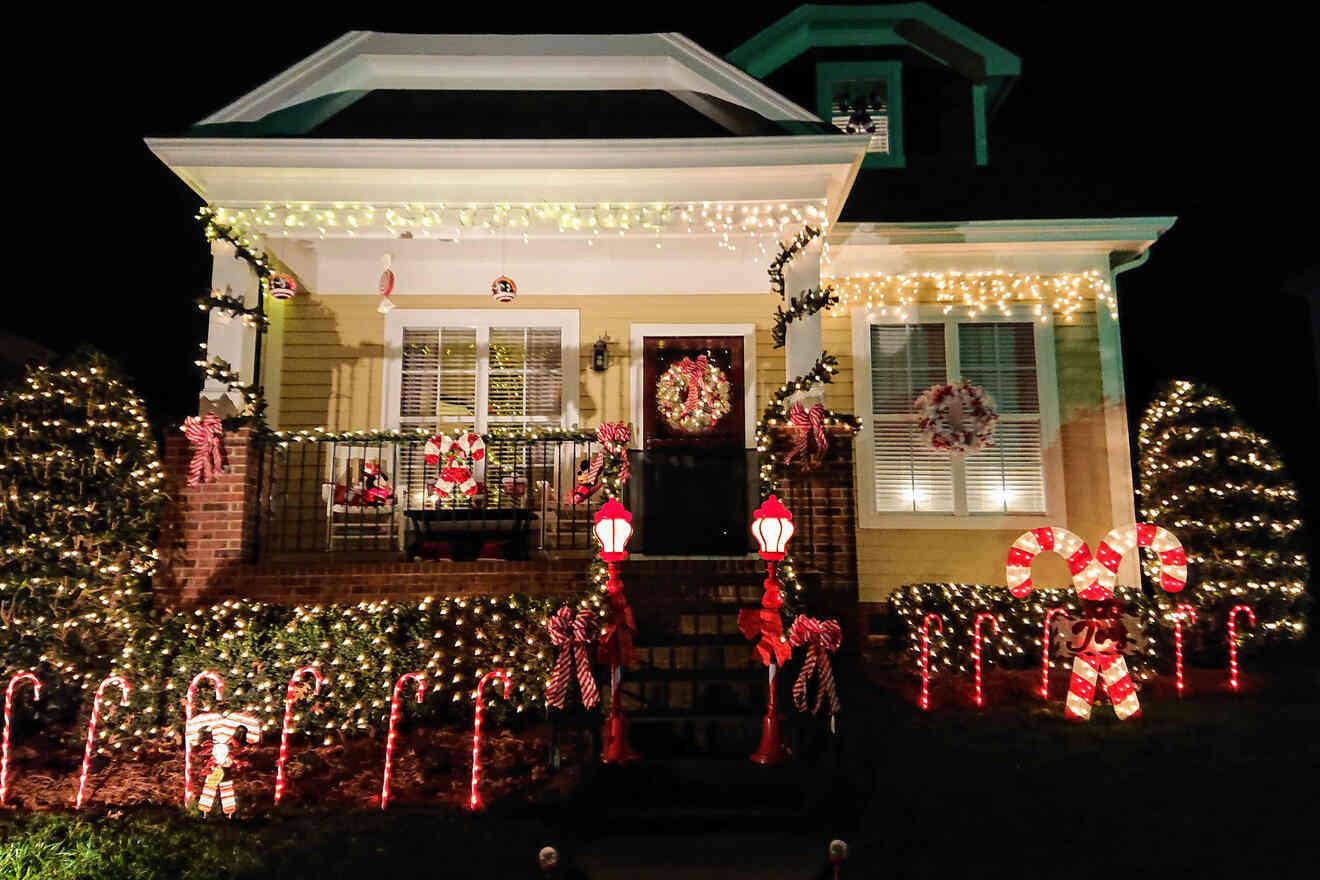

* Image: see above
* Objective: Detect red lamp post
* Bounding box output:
[594,499,639,764]
[746,495,795,765]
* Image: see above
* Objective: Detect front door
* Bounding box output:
[640,335,747,554]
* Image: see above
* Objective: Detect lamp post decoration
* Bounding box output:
[742,494,795,765]
[594,499,639,764]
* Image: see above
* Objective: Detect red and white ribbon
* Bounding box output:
[545,607,600,710]
[783,402,828,469]
[185,711,262,750]
[572,422,631,503]
[183,413,226,486]
[739,607,792,667]
[679,354,710,417]
[788,616,841,716]
[598,590,638,669]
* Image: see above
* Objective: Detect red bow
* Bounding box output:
[598,590,637,668]
[739,607,792,667]
[679,355,710,417]
[783,402,827,469]
[183,413,226,486]
[572,422,632,504]
[545,607,599,709]
[788,616,842,716]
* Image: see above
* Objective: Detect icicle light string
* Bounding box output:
[821,269,1115,321]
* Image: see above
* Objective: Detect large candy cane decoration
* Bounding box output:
[275,665,324,805]
[1007,527,1095,597]
[1,671,41,804]
[185,670,224,807]
[1174,604,1196,697]
[919,614,942,711]
[972,613,998,708]
[1093,524,1187,597]
[1227,605,1255,691]
[76,675,131,809]
[380,672,426,811]
[1039,606,1066,699]
[470,669,512,810]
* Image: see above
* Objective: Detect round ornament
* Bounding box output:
[424,432,487,498]
[656,354,732,434]
[268,274,296,301]
[491,275,517,303]
[913,379,998,454]
[377,267,396,314]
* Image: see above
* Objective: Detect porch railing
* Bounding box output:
[254,434,605,559]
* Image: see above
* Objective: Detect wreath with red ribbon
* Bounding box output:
[656,354,732,434]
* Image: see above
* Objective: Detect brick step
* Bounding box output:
[634,643,759,673]
[614,676,768,716]
[626,668,765,683]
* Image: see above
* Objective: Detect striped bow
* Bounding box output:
[183,413,226,486]
[679,355,710,417]
[185,710,262,751]
[789,616,842,716]
[783,402,827,469]
[598,590,637,669]
[572,422,632,504]
[545,607,600,710]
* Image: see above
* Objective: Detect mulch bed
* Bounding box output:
[2,723,585,814]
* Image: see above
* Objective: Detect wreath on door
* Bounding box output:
[656,354,733,433]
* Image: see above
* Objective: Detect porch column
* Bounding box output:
[784,234,824,401]
[201,240,261,416]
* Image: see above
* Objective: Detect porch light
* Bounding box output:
[592,499,633,562]
[750,495,794,561]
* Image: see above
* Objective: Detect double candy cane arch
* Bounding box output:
[1006,524,1187,600]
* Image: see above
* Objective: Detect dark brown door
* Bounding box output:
[638,335,748,554]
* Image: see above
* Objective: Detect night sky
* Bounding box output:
[7,2,1317,574]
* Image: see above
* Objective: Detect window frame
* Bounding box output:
[816,60,905,169]
[382,309,580,432]
[851,305,1066,529]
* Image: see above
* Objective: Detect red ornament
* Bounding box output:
[380,672,426,810]
[184,670,224,807]
[377,267,396,314]
[491,275,517,303]
[1,671,41,804]
[269,274,296,301]
[275,665,323,805]
[1227,604,1256,691]
[76,675,131,809]
[470,669,512,810]
[972,613,998,708]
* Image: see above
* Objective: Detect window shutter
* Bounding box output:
[869,323,954,513]
[958,322,1046,513]
[488,327,563,426]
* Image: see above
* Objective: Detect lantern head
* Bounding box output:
[593,499,633,562]
[268,274,296,301]
[751,494,794,561]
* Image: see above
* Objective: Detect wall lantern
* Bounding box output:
[750,494,795,561]
[592,499,633,563]
[592,337,610,373]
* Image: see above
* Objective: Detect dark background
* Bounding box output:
[4,2,1316,591]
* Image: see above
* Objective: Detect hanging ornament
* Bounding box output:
[268,274,296,301]
[491,275,517,304]
[378,254,396,314]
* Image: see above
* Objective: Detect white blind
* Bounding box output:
[870,323,954,512]
[958,322,1046,514]
[488,328,563,426]
[400,328,477,431]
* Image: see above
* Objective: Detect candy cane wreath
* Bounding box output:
[1006,524,1187,722]
[425,432,486,498]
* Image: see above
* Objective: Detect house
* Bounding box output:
[146,5,1172,646]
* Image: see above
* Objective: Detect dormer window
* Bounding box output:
[816,61,904,168]
[831,83,890,154]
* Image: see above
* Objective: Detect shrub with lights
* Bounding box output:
[1137,380,1310,651]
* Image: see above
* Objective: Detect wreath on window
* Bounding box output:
[656,354,733,434]
[424,432,487,497]
[914,379,998,454]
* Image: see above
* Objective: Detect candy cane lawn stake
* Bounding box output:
[76,675,131,808]
[381,672,426,811]
[1174,604,1196,697]
[1,671,41,804]
[275,665,324,805]
[1007,524,1188,722]
[972,613,998,708]
[920,613,942,711]
[1227,605,1256,691]
[471,669,512,810]
[1039,606,1065,699]
[185,671,224,807]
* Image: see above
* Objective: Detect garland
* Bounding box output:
[767,225,824,299]
[196,288,268,330]
[193,354,265,427]
[770,285,839,349]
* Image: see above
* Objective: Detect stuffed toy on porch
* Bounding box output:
[1006,524,1188,721]
[185,711,262,817]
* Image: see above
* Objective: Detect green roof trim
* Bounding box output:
[187,90,370,138]
[726,3,1021,112]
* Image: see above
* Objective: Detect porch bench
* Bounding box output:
[404,508,535,561]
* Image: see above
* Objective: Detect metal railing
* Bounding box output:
[254,434,604,559]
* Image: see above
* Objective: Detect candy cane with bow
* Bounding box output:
[788,616,842,731]
[545,607,600,710]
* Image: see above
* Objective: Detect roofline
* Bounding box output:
[829,217,1176,253]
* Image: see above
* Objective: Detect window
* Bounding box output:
[854,310,1061,525]
[816,61,904,168]
[829,79,890,155]
[386,310,578,432]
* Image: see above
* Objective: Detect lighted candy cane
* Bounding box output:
[185,670,224,807]
[1039,606,1066,699]
[1,671,41,804]
[1007,527,1095,598]
[1093,523,1187,597]
[76,675,131,809]
[274,665,324,805]
[1227,605,1256,691]
[470,669,512,810]
[1173,604,1196,697]
[919,614,942,711]
[972,614,998,708]
[381,671,426,810]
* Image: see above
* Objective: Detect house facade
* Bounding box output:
[148,4,1171,634]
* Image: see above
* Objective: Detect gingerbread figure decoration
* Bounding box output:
[185,711,262,816]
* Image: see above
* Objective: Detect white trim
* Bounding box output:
[830,217,1176,250]
[629,323,758,449]
[851,306,1067,530]
[1098,284,1141,585]
[381,308,579,431]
